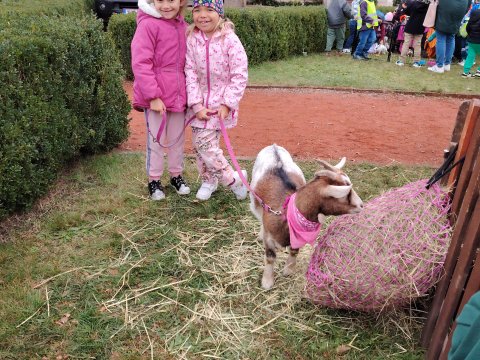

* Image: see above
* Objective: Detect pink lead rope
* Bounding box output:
[216,113,283,216]
[146,110,196,149]
[147,108,283,215]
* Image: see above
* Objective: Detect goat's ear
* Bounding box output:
[324,185,352,198]
[334,157,346,170]
[317,213,326,223]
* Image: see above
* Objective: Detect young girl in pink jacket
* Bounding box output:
[131,0,190,201]
[185,0,249,201]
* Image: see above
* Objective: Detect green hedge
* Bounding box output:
[0,14,130,218]
[0,0,94,16]
[108,12,138,81]
[109,6,328,80]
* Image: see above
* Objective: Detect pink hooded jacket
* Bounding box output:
[185,27,248,129]
[131,6,187,112]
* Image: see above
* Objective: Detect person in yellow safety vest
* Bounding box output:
[353,0,379,60]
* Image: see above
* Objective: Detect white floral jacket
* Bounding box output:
[185,28,248,130]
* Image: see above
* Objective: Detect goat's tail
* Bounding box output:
[272,144,297,191]
[272,144,282,168]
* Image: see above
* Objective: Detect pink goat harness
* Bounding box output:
[283,193,321,250]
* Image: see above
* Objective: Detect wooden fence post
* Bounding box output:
[422,99,480,359]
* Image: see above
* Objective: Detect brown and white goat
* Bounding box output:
[249,145,363,290]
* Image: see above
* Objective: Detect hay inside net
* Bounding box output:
[305,179,452,312]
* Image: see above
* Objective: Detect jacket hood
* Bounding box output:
[137,0,162,19]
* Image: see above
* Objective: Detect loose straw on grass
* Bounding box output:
[142,318,154,360]
[16,304,44,328]
[250,313,282,333]
[79,208,425,357]
[104,278,190,309]
[45,286,50,317]
[120,230,142,258]
[33,266,93,289]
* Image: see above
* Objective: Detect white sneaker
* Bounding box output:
[196,182,218,201]
[342,48,351,53]
[444,64,451,71]
[458,60,465,66]
[230,170,248,200]
[428,65,445,73]
[151,190,165,201]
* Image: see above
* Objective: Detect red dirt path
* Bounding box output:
[120,82,465,166]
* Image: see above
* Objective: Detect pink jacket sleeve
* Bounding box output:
[131,21,163,102]
[185,37,204,113]
[222,34,248,111]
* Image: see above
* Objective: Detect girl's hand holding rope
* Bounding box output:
[195,107,215,121]
[150,98,166,114]
[218,104,230,120]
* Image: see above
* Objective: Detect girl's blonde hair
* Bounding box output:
[186,17,235,37]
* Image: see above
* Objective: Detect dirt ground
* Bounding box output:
[120,82,465,166]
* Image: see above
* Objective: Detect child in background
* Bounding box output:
[462,6,480,77]
[185,0,249,201]
[395,0,429,67]
[424,28,437,62]
[131,0,190,200]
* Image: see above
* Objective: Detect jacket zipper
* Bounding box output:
[204,34,211,129]
[175,23,180,109]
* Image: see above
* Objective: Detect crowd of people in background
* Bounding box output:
[325,0,480,78]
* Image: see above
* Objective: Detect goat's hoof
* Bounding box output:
[282,266,294,276]
[261,276,274,290]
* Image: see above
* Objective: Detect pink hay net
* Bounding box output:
[305,179,452,312]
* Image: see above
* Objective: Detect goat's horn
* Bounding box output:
[317,159,337,172]
[323,185,352,199]
[334,157,346,170]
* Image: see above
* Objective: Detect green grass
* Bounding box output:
[249,53,480,94]
[0,153,435,359]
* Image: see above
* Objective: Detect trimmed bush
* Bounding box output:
[108,12,138,81]
[0,0,94,17]
[109,6,328,80]
[0,14,130,218]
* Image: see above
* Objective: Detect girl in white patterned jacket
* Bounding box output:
[185,0,249,201]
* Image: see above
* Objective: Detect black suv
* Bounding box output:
[94,0,139,20]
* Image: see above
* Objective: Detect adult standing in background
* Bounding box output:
[353,0,378,60]
[325,0,354,53]
[428,0,470,73]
